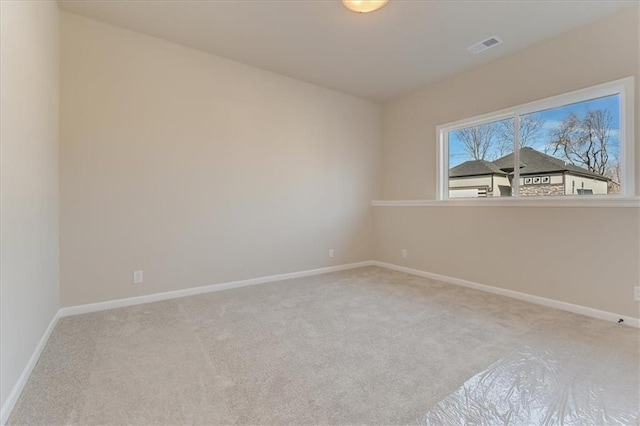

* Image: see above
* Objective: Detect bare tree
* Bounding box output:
[496,115,545,157]
[548,109,614,176]
[457,122,499,160]
[606,152,621,194]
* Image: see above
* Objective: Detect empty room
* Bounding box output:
[1,0,639,424]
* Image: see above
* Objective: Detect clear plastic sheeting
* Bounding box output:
[419,345,639,425]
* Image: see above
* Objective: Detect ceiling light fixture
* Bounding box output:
[342,0,389,14]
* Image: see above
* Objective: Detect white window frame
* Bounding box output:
[436,77,635,202]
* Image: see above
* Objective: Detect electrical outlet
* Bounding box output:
[634,286,640,302]
[329,249,335,258]
[133,270,144,284]
[401,249,407,259]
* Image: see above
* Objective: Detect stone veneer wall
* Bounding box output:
[520,184,565,196]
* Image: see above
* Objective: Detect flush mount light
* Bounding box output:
[342,0,389,13]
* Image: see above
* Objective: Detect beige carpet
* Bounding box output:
[8,266,639,425]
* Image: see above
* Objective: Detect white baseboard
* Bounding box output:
[0,310,61,426]
[59,259,639,328]
[59,261,375,317]
[373,261,640,328]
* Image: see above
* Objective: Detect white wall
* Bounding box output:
[0,0,60,412]
[375,8,640,319]
[59,12,381,307]
[563,175,608,195]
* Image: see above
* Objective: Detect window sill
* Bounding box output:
[371,197,640,208]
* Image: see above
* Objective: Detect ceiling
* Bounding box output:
[57,0,635,102]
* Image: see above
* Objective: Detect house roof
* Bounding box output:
[496,147,607,180]
[449,160,508,178]
[453,147,608,181]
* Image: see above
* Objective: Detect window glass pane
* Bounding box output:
[517,94,620,197]
[448,118,514,198]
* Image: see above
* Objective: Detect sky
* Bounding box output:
[448,94,621,168]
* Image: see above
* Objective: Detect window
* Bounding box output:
[437,78,634,201]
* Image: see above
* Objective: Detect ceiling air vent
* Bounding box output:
[467,36,503,54]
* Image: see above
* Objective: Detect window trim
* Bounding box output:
[436,77,635,201]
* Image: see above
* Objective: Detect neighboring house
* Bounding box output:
[449,159,512,198]
[449,147,609,198]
